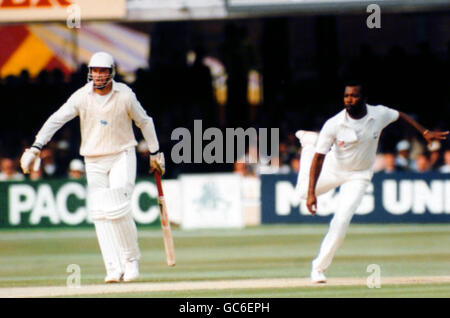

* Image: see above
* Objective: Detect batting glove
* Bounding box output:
[150,151,165,176]
[20,147,41,174]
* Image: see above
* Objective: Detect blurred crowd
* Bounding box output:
[0,23,449,181]
[0,154,85,181]
[2,133,449,182]
[233,138,450,178]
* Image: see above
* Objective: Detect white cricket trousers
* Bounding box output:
[296,133,370,272]
[85,147,140,275]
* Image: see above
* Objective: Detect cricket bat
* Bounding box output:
[154,171,176,267]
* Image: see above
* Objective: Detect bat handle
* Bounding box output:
[154,171,164,197]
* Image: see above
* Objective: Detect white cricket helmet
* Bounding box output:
[87,51,116,89]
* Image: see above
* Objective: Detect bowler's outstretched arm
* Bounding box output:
[398,112,449,144]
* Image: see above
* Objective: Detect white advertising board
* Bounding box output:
[180,173,244,229]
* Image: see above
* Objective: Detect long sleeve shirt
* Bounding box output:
[34,81,160,157]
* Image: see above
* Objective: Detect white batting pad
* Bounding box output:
[94,220,122,275]
[102,187,133,219]
[87,189,107,220]
[110,213,140,263]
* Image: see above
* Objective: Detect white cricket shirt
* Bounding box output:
[34,81,160,157]
[315,104,399,173]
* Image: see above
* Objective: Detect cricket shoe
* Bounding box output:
[295,130,318,147]
[123,260,140,282]
[104,270,123,283]
[310,269,327,284]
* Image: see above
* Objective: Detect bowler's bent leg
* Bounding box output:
[312,180,370,273]
[294,131,318,202]
[294,131,341,202]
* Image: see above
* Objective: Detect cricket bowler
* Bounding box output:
[295,81,448,283]
[20,52,165,283]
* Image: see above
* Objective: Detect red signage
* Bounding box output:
[0,0,72,8]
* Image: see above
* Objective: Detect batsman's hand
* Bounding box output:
[306,193,317,215]
[149,151,165,176]
[20,147,41,174]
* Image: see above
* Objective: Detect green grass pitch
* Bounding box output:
[0,224,449,297]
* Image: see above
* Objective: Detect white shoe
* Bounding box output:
[123,260,139,282]
[311,269,327,284]
[104,271,123,283]
[295,130,318,147]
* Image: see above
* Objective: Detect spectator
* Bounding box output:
[290,157,300,173]
[0,158,25,181]
[439,149,450,173]
[383,152,409,173]
[68,159,85,179]
[395,140,413,171]
[383,153,397,173]
[427,141,442,170]
[55,135,76,173]
[40,148,61,178]
[234,152,258,177]
[279,142,291,167]
[258,155,290,174]
[30,166,43,181]
[414,153,430,173]
[234,160,247,176]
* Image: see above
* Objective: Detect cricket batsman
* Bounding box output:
[295,81,448,283]
[20,52,165,283]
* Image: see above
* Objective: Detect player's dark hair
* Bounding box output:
[344,80,366,98]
